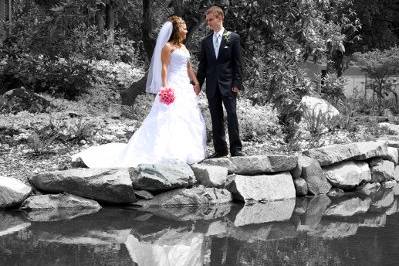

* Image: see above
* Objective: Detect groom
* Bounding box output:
[196,5,243,158]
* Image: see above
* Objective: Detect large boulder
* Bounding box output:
[191,164,228,188]
[0,87,52,114]
[303,141,388,166]
[29,168,136,204]
[0,176,32,208]
[20,193,101,222]
[300,96,339,119]
[227,172,296,203]
[129,161,196,193]
[369,159,395,182]
[229,155,297,175]
[297,155,331,194]
[132,186,232,208]
[323,161,371,190]
[201,158,237,174]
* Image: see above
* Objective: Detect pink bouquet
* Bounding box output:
[159,87,175,105]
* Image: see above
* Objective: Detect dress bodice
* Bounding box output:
[167,47,190,84]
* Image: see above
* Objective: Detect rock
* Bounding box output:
[290,160,302,179]
[385,199,398,215]
[300,96,339,119]
[294,178,308,196]
[324,197,371,217]
[70,157,88,168]
[379,122,399,135]
[385,147,399,164]
[233,199,295,227]
[29,168,136,204]
[0,212,30,237]
[133,186,232,208]
[357,183,381,196]
[294,197,308,215]
[393,182,399,196]
[327,188,345,198]
[129,161,196,193]
[0,176,32,208]
[201,158,237,173]
[323,161,371,190]
[369,159,395,182]
[394,166,399,181]
[191,164,228,188]
[229,155,297,175]
[0,87,52,114]
[20,194,101,222]
[134,190,154,200]
[383,180,397,189]
[298,156,331,194]
[303,141,388,166]
[227,172,296,203]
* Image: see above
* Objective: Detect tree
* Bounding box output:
[354,47,399,114]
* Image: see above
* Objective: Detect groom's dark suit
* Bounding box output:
[197,30,242,155]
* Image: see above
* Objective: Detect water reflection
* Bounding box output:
[1,185,399,265]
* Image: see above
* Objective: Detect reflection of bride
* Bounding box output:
[72,16,207,168]
[125,230,206,266]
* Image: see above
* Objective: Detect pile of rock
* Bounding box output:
[1,140,398,215]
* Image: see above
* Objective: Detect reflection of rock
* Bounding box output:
[359,214,387,228]
[133,186,232,208]
[205,220,229,236]
[227,173,295,203]
[294,197,308,215]
[21,193,101,210]
[0,212,30,237]
[191,164,228,188]
[137,204,231,222]
[324,197,371,217]
[386,199,398,215]
[129,161,196,193]
[301,195,331,228]
[229,155,297,175]
[303,141,388,166]
[324,161,371,190]
[233,199,295,227]
[304,221,359,239]
[370,190,395,212]
[0,176,32,208]
[30,168,136,204]
[228,222,298,243]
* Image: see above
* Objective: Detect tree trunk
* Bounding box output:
[105,0,115,42]
[120,0,155,106]
[96,3,105,35]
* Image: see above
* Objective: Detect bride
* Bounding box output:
[72,16,207,168]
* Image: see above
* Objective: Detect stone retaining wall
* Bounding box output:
[1,140,399,211]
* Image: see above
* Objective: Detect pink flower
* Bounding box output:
[159,87,175,105]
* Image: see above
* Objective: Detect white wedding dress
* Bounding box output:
[72,47,207,168]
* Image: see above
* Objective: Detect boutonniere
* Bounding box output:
[223,31,231,44]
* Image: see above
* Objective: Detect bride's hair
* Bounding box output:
[168,16,185,46]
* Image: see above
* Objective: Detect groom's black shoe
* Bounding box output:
[231,151,244,157]
[208,152,228,159]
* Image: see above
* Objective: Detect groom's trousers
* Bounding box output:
[208,85,242,155]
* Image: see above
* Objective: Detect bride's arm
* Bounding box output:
[161,44,172,87]
[187,61,199,87]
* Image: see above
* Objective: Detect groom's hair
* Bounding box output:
[206,5,224,20]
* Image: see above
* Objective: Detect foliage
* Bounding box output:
[313,73,347,107]
[354,47,399,114]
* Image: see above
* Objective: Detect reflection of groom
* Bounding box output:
[196,5,243,158]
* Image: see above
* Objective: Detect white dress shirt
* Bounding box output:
[213,27,224,58]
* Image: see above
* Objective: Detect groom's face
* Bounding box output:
[206,13,223,32]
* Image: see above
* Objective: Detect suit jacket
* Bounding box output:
[197,30,243,98]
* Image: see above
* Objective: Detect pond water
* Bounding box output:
[1,186,399,266]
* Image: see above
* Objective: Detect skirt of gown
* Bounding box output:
[72,78,207,168]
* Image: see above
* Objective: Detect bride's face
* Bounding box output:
[179,23,188,40]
